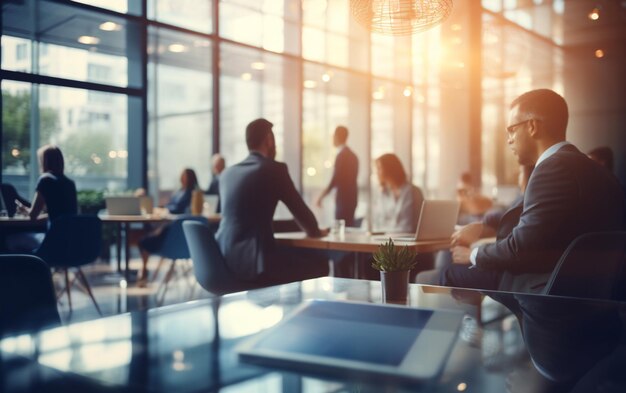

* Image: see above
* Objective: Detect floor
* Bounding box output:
[54,255,214,324]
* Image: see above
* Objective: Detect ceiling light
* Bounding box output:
[168,43,187,53]
[322,73,331,82]
[303,80,317,89]
[588,7,600,21]
[251,62,266,70]
[99,21,121,31]
[78,35,100,45]
[241,73,252,81]
[403,86,413,97]
[595,49,604,58]
[351,0,453,36]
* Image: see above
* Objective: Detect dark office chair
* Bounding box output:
[543,231,626,300]
[36,215,103,315]
[183,221,258,296]
[0,255,61,336]
[151,216,209,303]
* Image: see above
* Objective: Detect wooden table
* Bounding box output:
[275,231,450,277]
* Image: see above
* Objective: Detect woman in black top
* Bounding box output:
[9,145,77,252]
[20,145,78,221]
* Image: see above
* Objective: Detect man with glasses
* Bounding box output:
[442,89,624,292]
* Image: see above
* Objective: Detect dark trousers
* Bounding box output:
[335,204,357,227]
[440,264,502,291]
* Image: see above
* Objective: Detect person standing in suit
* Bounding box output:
[315,126,359,226]
[443,89,625,293]
[217,118,329,285]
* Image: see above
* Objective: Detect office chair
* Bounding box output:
[183,221,258,296]
[543,231,626,300]
[150,215,209,304]
[0,254,61,336]
[36,215,103,315]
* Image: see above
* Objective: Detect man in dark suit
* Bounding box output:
[315,126,359,226]
[216,118,329,284]
[443,89,625,293]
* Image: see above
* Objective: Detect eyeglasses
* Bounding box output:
[506,119,532,134]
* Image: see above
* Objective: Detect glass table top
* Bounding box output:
[2,277,625,392]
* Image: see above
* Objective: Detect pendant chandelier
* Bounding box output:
[350,0,453,36]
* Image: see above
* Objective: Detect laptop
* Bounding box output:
[373,200,460,242]
[237,300,463,383]
[105,196,142,216]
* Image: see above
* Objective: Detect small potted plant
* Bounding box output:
[372,238,417,304]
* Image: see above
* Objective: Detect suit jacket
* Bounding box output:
[476,144,625,292]
[216,152,321,281]
[328,146,359,221]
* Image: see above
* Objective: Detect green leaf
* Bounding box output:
[371,238,417,272]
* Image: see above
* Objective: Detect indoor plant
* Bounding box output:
[372,238,417,304]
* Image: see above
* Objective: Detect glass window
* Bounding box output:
[148,0,213,33]
[220,0,300,54]
[71,0,134,15]
[219,43,296,166]
[148,27,213,198]
[1,36,32,73]
[302,0,369,71]
[1,81,129,196]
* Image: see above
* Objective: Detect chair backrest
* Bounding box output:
[543,231,626,300]
[0,255,61,336]
[158,215,209,259]
[183,221,253,295]
[36,215,102,267]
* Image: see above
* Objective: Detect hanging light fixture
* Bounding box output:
[350,0,453,35]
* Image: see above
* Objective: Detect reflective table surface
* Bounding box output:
[2,278,625,393]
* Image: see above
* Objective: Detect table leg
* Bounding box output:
[354,253,360,279]
[116,223,122,273]
[124,222,130,281]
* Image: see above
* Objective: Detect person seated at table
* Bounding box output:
[444,89,624,293]
[374,153,424,234]
[415,164,534,285]
[9,145,77,252]
[216,118,329,285]
[138,168,199,283]
[456,172,493,225]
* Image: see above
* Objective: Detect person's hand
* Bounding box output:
[451,246,472,264]
[14,199,29,216]
[451,222,483,247]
